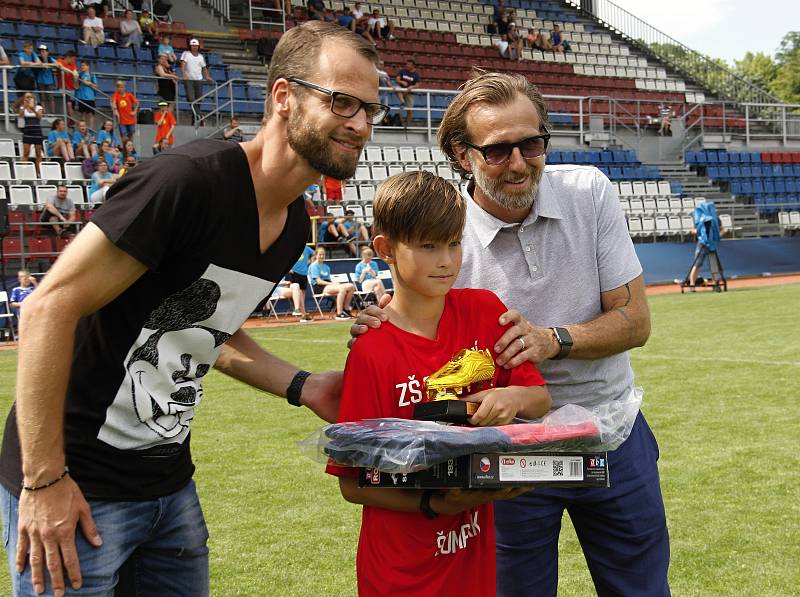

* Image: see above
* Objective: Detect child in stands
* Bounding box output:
[327,171,551,596]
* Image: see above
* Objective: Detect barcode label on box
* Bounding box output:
[498,456,584,482]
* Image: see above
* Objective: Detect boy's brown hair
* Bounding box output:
[373,171,465,244]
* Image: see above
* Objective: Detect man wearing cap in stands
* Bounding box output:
[179,38,214,123]
[0,21,384,597]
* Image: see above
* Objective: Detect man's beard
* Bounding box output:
[287,105,361,181]
[469,155,542,212]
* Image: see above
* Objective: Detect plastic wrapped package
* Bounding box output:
[300,387,643,474]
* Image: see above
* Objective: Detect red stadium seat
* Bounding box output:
[20,8,42,22]
[2,238,22,261]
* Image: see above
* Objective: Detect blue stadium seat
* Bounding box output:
[98,46,116,60]
[741,166,752,177]
[233,85,247,100]
[56,42,75,55]
[717,152,729,163]
[741,181,753,194]
[706,152,719,164]
[207,53,224,66]
[135,64,152,76]
[611,150,625,163]
[136,48,154,62]
[775,180,786,193]
[78,46,96,60]
[610,167,623,180]
[708,167,719,179]
[116,47,135,61]
[753,180,764,194]
[792,165,800,176]
[17,24,39,39]
[597,166,610,177]
[685,151,697,164]
[728,152,740,163]
[670,181,683,195]
[750,152,761,163]
[739,152,751,163]
[548,151,562,163]
[0,22,16,37]
[718,166,730,179]
[210,67,226,81]
[729,167,741,178]
[116,63,135,76]
[731,182,742,194]
[561,151,575,163]
[786,180,797,194]
[96,60,115,74]
[764,181,775,193]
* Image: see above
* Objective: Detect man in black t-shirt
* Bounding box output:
[396,59,420,128]
[0,21,380,597]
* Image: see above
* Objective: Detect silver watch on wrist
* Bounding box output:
[550,327,573,360]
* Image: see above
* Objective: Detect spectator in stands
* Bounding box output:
[505,22,524,61]
[658,104,672,136]
[223,116,244,142]
[82,6,105,48]
[396,59,420,128]
[550,24,565,53]
[111,80,139,146]
[97,118,121,149]
[308,246,356,319]
[351,2,374,44]
[81,0,107,17]
[96,139,122,172]
[355,70,668,597]
[0,40,9,66]
[152,137,171,155]
[272,0,292,17]
[496,10,511,38]
[17,92,44,170]
[337,6,356,31]
[154,53,179,107]
[286,244,316,320]
[48,118,76,161]
[368,9,395,41]
[532,31,553,51]
[154,101,176,150]
[157,34,177,64]
[73,119,98,159]
[322,215,357,256]
[119,10,144,51]
[122,139,139,163]
[117,154,138,179]
[89,158,116,202]
[307,0,333,21]
[41,184,78,237]
[139,8,158,47]
[56,50,79,125]
[35,45,59,115]
[180,39,214,123]
[75,60,99,130]
[323,175,343,202]
[14,41,40,97]
[337,209,370,248]
[354,246,388,304]
[9,270,37,321]
[139,8,158,46]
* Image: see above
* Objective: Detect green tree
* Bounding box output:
[734,52,779,90]
[770,32,800,104]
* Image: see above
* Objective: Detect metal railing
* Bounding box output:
[565,0,781,112]
[249,1,286,31]
[742,103,800,146]
[198,0,231,23]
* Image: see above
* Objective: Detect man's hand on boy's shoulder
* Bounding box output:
[347,295,392,349]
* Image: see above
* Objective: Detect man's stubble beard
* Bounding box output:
[469,155,542,212]
[286,103,361,181]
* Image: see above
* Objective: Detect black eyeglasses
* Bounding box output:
[286,77,389,125]
[462,133,550,166]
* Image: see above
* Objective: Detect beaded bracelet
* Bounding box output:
[22,467,69,492]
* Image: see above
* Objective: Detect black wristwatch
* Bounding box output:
[286,370,312,407]
[550,327,573,360]
[420,489,439,519]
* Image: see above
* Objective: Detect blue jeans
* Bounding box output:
[118,124,136,140]
[495,412,670,597]
[1,480,209,596]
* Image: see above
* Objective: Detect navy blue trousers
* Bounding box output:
[495,412,670,597]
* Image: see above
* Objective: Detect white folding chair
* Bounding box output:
[657,181,672,196]
[14,162,38,182]
[618,181,633,197]
[39,162,63,181]
[644,181,659,197]
[64,162,86,181]
[0,139,16,158]
[0,291,17,342]
[9,186,35,207]
[35,185,58,205]
[365,146,383,162]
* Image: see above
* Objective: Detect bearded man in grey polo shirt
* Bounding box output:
[353,71,670,596]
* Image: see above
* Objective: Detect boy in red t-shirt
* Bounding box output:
[326,171,551,596]
[153,101,176,149]
[111,79,140,146]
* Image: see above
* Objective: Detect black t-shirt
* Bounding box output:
[0,139,309,499]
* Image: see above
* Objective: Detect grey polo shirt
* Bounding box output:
[455,165,642,409]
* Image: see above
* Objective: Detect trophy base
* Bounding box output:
[413,400,478,424]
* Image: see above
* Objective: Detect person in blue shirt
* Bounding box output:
[73,119,98,160]
[35,45,58,114]
[14,41,39,96]
[47,118,75,160]
[95,139,121,172]
[157,34,177,63]
[75,60,100,131]
[89,158,117,203]
[283,245,315,320]
[9,270,37,321]
[354,246,389,304]
[96,119,121,149]
[336,7,355,31]
[307,246,356,320]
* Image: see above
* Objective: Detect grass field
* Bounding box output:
[1,284,799,595]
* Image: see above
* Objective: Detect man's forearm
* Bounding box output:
[15,296,78,484]
[213,328,300,398]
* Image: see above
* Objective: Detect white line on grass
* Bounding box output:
[633,354,800,367]
[264,336,344,344]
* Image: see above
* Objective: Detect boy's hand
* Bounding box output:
[465,388,521,426]
[431,487,532,516]
[347,295,392,349]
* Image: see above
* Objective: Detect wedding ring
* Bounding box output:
[518,337,526,351]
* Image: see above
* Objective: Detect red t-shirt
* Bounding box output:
[112,91,139,125]
[327,288,545,597]
[155,111,176,144]
[323,176,343,201]
[57,59,78,91]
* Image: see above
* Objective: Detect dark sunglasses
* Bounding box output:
[462,133,550,165]
[286,77,389,125]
